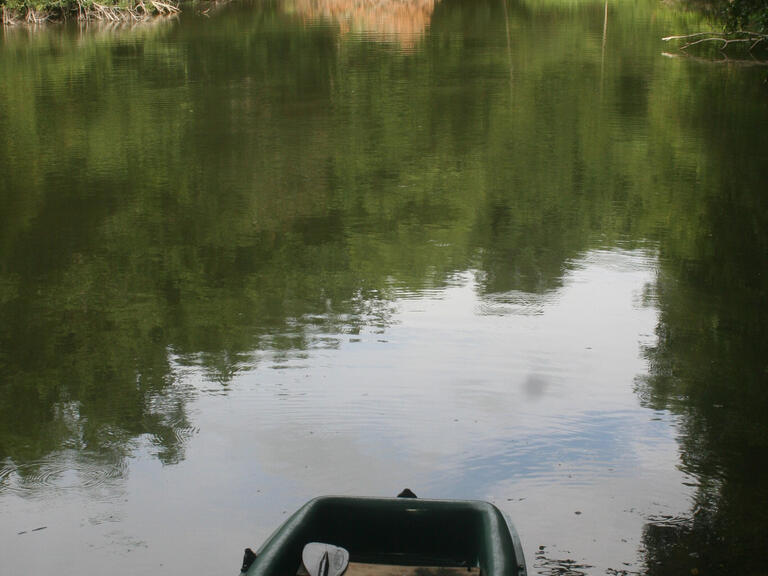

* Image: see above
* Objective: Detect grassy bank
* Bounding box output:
[1,0,178,23]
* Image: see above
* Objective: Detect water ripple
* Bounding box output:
[0,453,126,498]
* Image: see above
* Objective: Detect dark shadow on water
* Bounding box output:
[636,81,768,573]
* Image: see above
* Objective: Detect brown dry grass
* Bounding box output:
[288,0,437,46]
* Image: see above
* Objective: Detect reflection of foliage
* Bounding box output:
[1,2,765,537]
[639,225,768,573]
[637,55,768,573]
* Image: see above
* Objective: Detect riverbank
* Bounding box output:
[1,0,178,24]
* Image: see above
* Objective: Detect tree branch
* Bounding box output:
[663,31,767,54]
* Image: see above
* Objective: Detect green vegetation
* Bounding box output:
[0,0,177,24]
[724,0,768,32]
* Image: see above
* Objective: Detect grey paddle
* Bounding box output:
[302,542,350,576]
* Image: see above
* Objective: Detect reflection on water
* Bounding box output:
[0,448,127,497]
[3,249,674,574]
[287,0,436,46]
[1,0,768,574]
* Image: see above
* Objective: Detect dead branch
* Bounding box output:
[2,5,15,25]
[663,31,766,41]
[662,30,767,54]
[682,36,752,50]
[26,8,51,23]
[661,32,713,42]
[662,50,768,67]
[150,0,179,15]
[2,0,179,26]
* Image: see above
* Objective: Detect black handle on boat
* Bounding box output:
[240,548,257,574]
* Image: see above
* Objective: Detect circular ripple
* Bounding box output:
[0,453,125,498]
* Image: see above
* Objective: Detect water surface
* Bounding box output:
[1,1,767,574]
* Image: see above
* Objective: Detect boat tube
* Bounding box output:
[240,495,527,576]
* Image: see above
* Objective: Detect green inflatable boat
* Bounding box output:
[240,493,527,576]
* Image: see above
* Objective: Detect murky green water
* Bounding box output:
[1,0,767,574]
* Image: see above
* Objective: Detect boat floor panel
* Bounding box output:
[298,563,480,576]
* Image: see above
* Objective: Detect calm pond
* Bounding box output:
[1,0,767,574]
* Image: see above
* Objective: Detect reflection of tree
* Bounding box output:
[636,68,768,572]
[0,0,664,484]
[638,214,768,572]
[0,0,758,519]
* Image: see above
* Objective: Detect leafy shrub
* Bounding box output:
[723,0,768,32]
